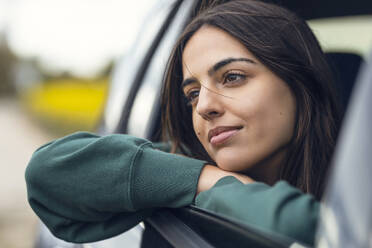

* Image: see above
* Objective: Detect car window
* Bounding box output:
[127,0,195,138]
[308,15,372,57]
[308,15,371,111]
[102,0,177,134]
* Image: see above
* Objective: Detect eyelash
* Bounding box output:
[184,89,199,106]
[184,72,247,106]
[222,71,247,85]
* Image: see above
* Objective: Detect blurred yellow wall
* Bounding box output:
[21,78,108,134]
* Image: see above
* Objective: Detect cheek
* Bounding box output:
[192,112,205,142]
[225,83,296,166]
[255,89,296,142]
[248,78,296,135]
[260,90,296,156]
[272,84,297,142]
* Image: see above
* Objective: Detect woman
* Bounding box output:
[26,0,340,246]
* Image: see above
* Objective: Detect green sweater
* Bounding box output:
[25,132,319,245]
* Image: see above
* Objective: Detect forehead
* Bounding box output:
[182,26,255,76]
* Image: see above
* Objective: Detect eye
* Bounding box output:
[185,89,200,105]
[223,72,246,85]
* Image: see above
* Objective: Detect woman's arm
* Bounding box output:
[195,175,319,246]
[25,132,206,243]
[197,165,254,193]
[26,132,319,245]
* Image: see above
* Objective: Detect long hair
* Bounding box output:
[161,0,340,200]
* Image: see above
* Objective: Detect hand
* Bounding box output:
[197,165,254,194]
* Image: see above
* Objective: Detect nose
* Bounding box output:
[196,86,224,121]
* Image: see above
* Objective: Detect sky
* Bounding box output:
[0,0,155,77]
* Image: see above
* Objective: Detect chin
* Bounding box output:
[213,150,260,173]
[217,160,256,173]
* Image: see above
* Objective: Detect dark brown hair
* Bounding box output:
[161,0,340,200]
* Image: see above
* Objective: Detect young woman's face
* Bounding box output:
[181,26,296,181]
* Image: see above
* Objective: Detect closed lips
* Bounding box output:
[208,126,243,142]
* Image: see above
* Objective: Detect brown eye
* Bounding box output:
[224,72,246,85]
[185,89,200,105]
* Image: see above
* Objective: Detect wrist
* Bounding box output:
[197,165,254,194]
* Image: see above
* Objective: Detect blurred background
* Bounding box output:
[0,0,153,247]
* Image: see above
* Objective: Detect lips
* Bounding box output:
[208,126,242,145]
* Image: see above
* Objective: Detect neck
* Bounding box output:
[244,148,287,185]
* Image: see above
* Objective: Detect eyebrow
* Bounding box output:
[181,57,256,89]
[209,57,256,76]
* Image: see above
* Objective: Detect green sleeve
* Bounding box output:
[25,132,205,243]
[195,176,319,246]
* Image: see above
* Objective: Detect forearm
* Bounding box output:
[25,132,205,242]
[195,177,319,246]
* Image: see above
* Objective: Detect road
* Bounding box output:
[0,97,54,248]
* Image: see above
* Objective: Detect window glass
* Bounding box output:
[127,0,194,138]
[308,15,372,57]
[103,0,177,133]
